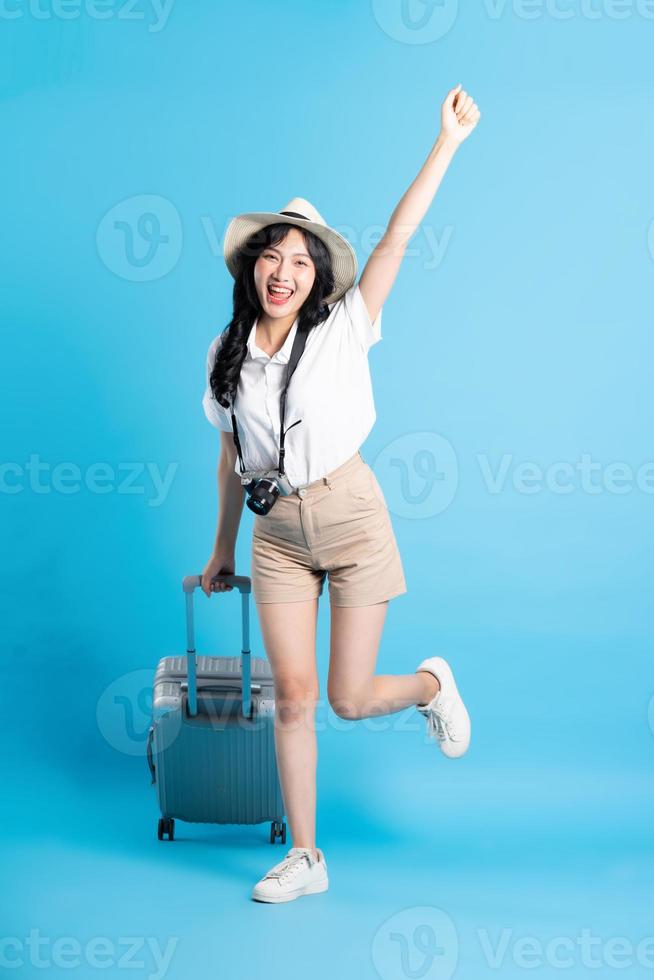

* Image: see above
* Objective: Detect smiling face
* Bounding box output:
[253,227,317,319]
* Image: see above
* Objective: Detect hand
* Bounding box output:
[201,549,235,597]
[440,84,481,145]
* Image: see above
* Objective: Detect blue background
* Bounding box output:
[2,1,653,977]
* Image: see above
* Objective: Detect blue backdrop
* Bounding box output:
[2,1,653,977]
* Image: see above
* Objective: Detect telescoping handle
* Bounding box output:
[181,574,252,718]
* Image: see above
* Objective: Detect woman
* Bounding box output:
[201,84,481,903]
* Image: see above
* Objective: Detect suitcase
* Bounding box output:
[146,573,287,845]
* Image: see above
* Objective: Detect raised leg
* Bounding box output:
[327,600,440,720]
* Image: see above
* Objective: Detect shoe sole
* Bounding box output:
[251,878,329,903]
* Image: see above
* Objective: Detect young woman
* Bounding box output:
[201,84,481,903]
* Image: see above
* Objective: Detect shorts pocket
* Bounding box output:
[346,466,374,503]
[368,469,387,507]
[253,505,289,542]
[348,465,385,510]
[351,486,371,504]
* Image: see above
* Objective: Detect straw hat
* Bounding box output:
[223,196,358,306]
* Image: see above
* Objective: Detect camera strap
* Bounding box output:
[230,320,309,479]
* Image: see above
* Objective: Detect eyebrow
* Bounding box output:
[264,246,312,259]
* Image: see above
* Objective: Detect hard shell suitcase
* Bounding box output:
[146,573,287,844]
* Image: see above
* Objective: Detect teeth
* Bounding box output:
[269,285,292,295]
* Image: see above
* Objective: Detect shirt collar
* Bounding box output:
[246,316,300,364]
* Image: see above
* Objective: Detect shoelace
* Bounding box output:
[422,695,459,742]
[265,849,316,882]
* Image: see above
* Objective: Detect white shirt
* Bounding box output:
[202,281,382,487]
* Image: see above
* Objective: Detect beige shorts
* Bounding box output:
[251,450,407,607]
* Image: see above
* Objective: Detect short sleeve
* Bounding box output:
[202,333,232,432]
[342,281,383,352]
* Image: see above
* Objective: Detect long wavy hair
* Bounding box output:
[209,222,336,410]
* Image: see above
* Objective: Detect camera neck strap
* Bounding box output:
[230,319,309,478]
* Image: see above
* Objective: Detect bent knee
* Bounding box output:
[328,692,364,720]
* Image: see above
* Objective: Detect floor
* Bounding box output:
[4,745,653,980]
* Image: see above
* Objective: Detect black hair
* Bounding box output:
[209,222,335,410]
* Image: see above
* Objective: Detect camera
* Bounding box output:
[241,469,296,515]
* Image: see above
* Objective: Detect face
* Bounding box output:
[253,227,317,318]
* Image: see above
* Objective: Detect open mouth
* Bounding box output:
[267,284,294,306]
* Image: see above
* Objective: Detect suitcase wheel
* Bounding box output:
[158,817,175,841]
[269,820,286,844]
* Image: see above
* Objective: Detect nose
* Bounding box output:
[272,257,293,283]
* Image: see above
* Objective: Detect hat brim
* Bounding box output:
[223,210,358,307]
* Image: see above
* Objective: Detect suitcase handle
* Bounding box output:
[181,574,252,719]
[180,681,262,693]
[182,574,251,594]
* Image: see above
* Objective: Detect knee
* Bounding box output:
[328,690,363,720]
[275,680,319,724]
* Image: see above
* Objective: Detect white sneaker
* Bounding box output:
[415,656,471,758]
[251,846,329,903]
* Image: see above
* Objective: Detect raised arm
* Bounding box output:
[358,84,481,323]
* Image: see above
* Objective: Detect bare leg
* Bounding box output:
[327,600,440,720]
[255,597,321,860]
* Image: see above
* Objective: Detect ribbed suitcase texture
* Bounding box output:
[146,575,286,840]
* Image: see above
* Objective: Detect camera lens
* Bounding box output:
[246,478,280,516]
